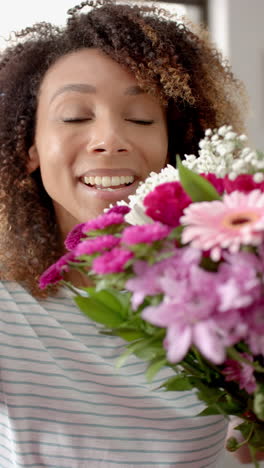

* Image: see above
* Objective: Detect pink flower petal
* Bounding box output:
[164,324,192,363]
[193,322,226,364]
[181,190,264,258]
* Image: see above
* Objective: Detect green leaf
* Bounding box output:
[146,357,167,383]
[198,406,223,417]
[236,421,264,450]
[85,288,128,316]
[109,290,132,310]
[177,155,221,202]
[115,334,164,368]
[74,293,124,328]
[160,374,194,391]
[196,389,226,406]
[167,225,184,241]
[220,399,245,415]
[115,328,147,342]
[253,384,264,421]
[134,341,164,361]
[115,339,146,368]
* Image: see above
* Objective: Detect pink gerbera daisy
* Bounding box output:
[180,190,264,261]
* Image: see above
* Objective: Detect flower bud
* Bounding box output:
[226,436,240,452]
[253,385,264,421]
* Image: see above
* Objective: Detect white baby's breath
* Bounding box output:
[253,173,264,183]
[183,125,263,179]
[106,126,264,226]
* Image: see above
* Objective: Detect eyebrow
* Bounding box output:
[50,83,145,103]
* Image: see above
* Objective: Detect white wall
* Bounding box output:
[208,0,264,149]
[209,3,264,467]
[0,0,262,147]
[210,3,264,465]
[0,0,192,50]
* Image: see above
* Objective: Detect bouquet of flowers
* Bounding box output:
[40,126,264,466]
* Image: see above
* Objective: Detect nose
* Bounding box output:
[86,119,130,155]
[89,144,128,153]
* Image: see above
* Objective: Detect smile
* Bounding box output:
[82,175,135,191]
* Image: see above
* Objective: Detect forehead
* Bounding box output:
[39,48,139,99]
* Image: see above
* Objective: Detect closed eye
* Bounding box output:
[62,118,154,125]
[127,119,154,125]
[62,118,91,123]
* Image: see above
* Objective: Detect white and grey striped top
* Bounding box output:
[0,280,227,467]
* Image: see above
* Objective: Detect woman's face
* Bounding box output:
[28,48,168,237]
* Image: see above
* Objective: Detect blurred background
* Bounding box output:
[0,0,263,151]
[0,1,263,466]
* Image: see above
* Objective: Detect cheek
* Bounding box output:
[38,132,71,172]
[145,128,168,171]
[36,139,71,198]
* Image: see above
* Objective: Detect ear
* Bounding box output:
[27,144,40,174]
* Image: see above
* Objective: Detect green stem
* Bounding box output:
[234,423,260,468]
[249,445,260,468]
[61,280,82,296]
[227,347,264,373]
[192,348,213,380]
[170,361,202,378]
[235,423,255,450]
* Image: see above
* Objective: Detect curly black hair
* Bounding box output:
[0,0,247,296]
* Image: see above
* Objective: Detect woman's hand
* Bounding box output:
[227,418,264,464]
[233,444,264,464]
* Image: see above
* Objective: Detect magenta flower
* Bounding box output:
[106,205,131,215]
[122,223,170,245]
[82,212,125,233]
[39,252,74,289]
[201,173,224,195]
[65,223,86,250]
[74,235,120,256]
[224,174,264,194]
[143,182,191,227]
[92,248,133,274]
[222,353,257,394]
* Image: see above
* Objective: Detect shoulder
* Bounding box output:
[0,280,35,311]
[0,279,20,299]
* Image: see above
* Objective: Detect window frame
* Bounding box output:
[157,0,208,25]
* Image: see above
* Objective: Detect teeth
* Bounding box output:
[102,176,111,187]
[83,175,135,188]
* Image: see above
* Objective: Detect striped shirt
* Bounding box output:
[0,280,227,467]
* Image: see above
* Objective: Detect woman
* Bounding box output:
[0,1,256,466]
